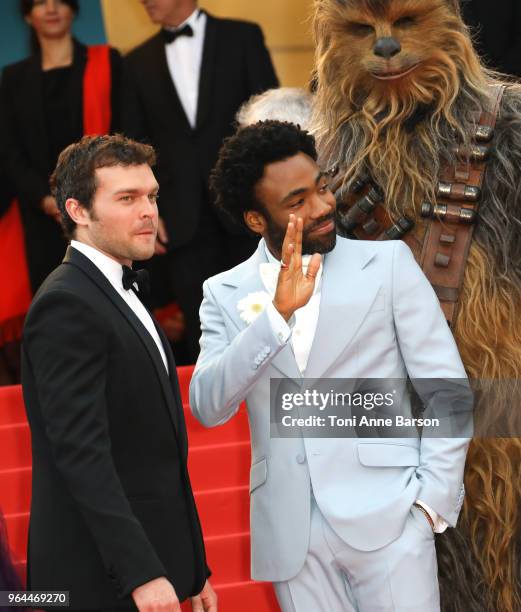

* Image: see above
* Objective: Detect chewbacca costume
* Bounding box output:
[312,1,521,610]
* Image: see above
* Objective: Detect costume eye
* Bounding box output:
[394,16,416,27]
[349,22,374,36]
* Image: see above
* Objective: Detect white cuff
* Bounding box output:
[266,302,294,344]
[415,499,448,533]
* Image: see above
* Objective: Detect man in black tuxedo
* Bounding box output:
[461,0,521,78]
[21,134,217,612]
[122,0,279,362]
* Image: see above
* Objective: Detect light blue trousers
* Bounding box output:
[273,493,440,611]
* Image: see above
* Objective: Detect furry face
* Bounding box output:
[313,0,489,217]
[321,0,463,97]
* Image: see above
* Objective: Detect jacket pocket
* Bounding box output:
[249,457,268,494]
[358,443,420,467]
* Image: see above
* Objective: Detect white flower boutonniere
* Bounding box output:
[237,291,271,325]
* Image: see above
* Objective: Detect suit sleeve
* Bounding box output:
[244,24,279,95]
[391,241,471,526]
[0,66,50,209]
[120,57,150,143]
[190,280,289,427]
[23,290,166,597]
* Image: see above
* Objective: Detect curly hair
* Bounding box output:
[50,134,156,239]
[210,120,317,229]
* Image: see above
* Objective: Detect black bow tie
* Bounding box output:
[122,265,150,295]
[161,24,194,44]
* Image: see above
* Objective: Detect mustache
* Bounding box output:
[304,212,336,234]
[136,221,156,232]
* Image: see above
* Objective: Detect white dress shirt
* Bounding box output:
[164,9,206,129]
[261,243,446,532]
[71,240,169,373]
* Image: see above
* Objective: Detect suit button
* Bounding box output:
[296,454,306,464]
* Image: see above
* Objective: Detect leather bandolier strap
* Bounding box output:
[335,84,505,325]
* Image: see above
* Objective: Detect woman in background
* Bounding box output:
[0,0,121,294]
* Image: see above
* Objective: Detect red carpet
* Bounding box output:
[0,366,280,610]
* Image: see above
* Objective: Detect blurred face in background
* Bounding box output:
[25,0,75,40]
[140,0,197,25]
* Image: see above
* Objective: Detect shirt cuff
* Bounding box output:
[415,499,448,533]
[266,302,293,344]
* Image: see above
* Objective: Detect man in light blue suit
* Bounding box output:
[190,121,470,611]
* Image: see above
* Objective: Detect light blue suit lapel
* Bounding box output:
[220,240,301,380]
[305,239,380,379]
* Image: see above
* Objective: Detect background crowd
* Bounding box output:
[0,0,520,386]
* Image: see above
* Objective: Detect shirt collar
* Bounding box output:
[71,240,129,292]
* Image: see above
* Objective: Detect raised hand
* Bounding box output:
[273,214,321,321]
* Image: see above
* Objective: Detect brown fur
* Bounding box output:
[312,1,521,609]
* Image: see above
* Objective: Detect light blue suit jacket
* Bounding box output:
[190,237,469,582]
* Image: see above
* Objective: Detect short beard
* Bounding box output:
[266,212,337,256]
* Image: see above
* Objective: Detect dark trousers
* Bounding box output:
[165,227,258,363]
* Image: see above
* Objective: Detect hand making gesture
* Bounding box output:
[273,214,322,321]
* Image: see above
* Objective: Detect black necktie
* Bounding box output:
[122,265,150,295]
[161,24,194,44]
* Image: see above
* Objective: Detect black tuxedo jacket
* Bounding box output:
[21,247,208,609]
[122,13,278,248]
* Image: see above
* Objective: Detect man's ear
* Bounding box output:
[65,198,89,228]
[244,210,266,236]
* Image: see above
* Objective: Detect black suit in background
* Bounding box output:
[21,247,209,610]
[0,41,121,294]
[461,0,521,78]
[122,12,278,361]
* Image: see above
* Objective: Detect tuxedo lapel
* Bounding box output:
[305,240,380,379]
[63,247,181,436]
[220,241,301,380]
[149,33,192,133]
[195,13,217,130]
[153,320,189,455]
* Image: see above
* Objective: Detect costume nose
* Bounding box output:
[373,37,401,59]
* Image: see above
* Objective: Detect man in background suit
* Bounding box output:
[122,0,278,362]
[190,121,470,611]
[21,134,216,611]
